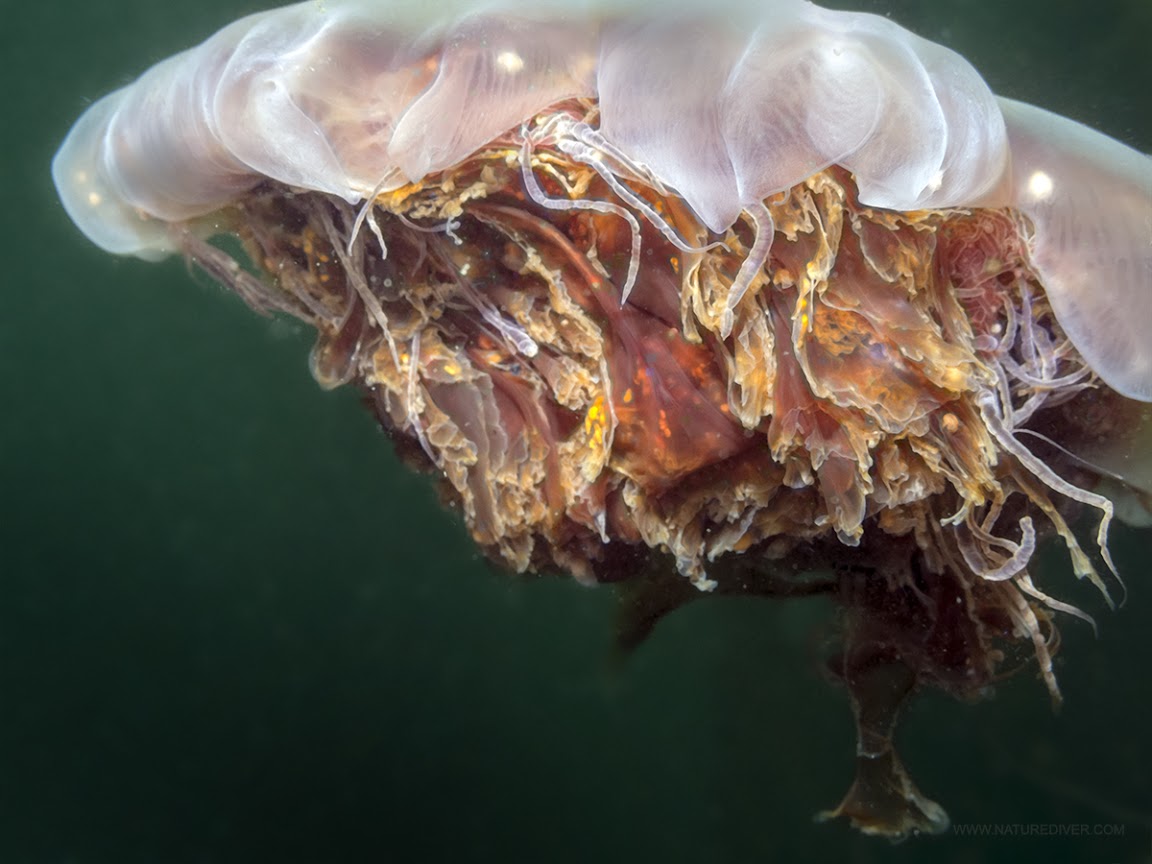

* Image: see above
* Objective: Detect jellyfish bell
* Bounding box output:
[53,0,1152,398]
[52,0,1151,839]
[993,97,1152,403]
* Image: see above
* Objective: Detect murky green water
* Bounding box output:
[2,1,1149,861]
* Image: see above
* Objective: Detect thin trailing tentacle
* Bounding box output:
[958,513,1035,582]
[998,581,1063,707]
[520,130,642,303]
[556,122,728,256]
[313,202,409,414]
[401,330,437,466]
[349,170,403,257]
[721,202,774,338]
[426,236,539,358]
[977,388,1119,591]
[179,230,315,321]
[396,210,463,246]
[1016,572,1097,636]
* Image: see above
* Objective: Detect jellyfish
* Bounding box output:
[51,0,1151,838]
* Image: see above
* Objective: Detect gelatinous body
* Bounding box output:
[52,0,1150,839]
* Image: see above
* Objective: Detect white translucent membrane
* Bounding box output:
[996,99,1152,402]
[52,0,1151,399]
[597,3,1010,232]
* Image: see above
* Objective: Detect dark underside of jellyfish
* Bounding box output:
[182,100,1124,838]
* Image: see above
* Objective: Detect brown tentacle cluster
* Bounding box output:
[187,101,1118,838]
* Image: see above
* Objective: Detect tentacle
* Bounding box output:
[1016,573,1097,636]
[349,170,402,257]
[978,388,1119,594]
[557,123,727,256]
[721,202,774,338]
[427,237,539,358]
[519,131,642,303]
[958,513,1035,582]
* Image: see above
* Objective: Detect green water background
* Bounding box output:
[2,1,1150,861]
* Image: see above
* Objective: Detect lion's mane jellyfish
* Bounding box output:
[53,0,1151,838]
